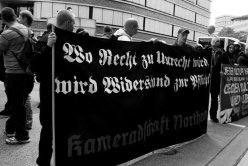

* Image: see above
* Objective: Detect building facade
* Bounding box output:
[215,15,235,34]
[0,0,211,45]
[229,15,248,32]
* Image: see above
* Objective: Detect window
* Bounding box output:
[123,13,132,25]
[131,15,144,30]
[175,6,195,22]
[113,11,123,26]
[145,18,172,35]
[92,7,143,28]
[146,0,174,15]
[79,6,89,18]
[124,0,145,5]
[41,2,52,18]
[34,2,41,19]
[196,14,210,26]
[197,0,211,10]
[187,0,196,4]
[228,39,235,45]
[139,0,145,5]
[8,3,34,16]
[102,9,113,24]
[65,5,78,17]
[93,8,103,23]
[52,3,65,17]
[132,0,140,4]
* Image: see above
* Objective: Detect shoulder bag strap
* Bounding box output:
[8,27,28,70]
[8,27,25,37]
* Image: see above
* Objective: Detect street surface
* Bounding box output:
[0,82,248,166]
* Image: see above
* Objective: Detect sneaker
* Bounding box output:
[0,109,10,117]
[4,131,15,138]
[6,137,31,145]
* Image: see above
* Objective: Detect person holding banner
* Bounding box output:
[195,43,204,51]
[174,28,193,49]
[113,18,139,41]
[102,25,113,39]
[32,10,75,166]
[221,44,236,64]
[237,41,248,66]
[76,27,89,36]
[233,41,242,63]
[209,37,225,122]
[237,51,248,66]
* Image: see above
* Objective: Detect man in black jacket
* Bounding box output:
[209,37,225,123]
[33,10,75,166]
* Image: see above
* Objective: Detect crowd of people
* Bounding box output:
[0,6,248,166]
[208,37,248,122]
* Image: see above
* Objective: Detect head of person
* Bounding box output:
[0,7,17,26]
[67,7,73,12]
[46,23,53,31]
[226,43,235,55]
[211,37,220,47]
[176,28,189,46]
[124,18,139,37]
[103,25,113,38]
[234,41,241,53]
[18,10,33,27]
[76,28,89,36]
[56,10,75,32]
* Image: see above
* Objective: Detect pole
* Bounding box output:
[52,25,56,166]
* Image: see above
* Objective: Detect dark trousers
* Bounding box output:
[210,93,219,119]
[36,84,53,166]
[36,121,53,166]
[4,76,34,126]
[5,74,33,140]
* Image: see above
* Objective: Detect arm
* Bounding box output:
[117,35,131,41]
[30,32,56,74]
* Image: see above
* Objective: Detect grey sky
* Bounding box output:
[210,0,248,25]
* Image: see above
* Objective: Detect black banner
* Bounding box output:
[220,64,248,123]
[54,27,211,166]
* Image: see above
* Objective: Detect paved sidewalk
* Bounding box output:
[0,81,248,166]
[237,146,248,166]
[128,117,248,166]
[0,82,41,166]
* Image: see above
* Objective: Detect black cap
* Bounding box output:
[178,28,190,35]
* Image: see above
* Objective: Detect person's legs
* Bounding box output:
[5,76,15,135]
[25,75,34,130]
[25,95,33,129]
[210,93,219,122]
[5,74,29,143]
[5,115,15,136]
[36,80,53,165]
[36,103,53,166]
[36,124,53,166]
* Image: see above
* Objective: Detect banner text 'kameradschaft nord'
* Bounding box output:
[54,27,211,166]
